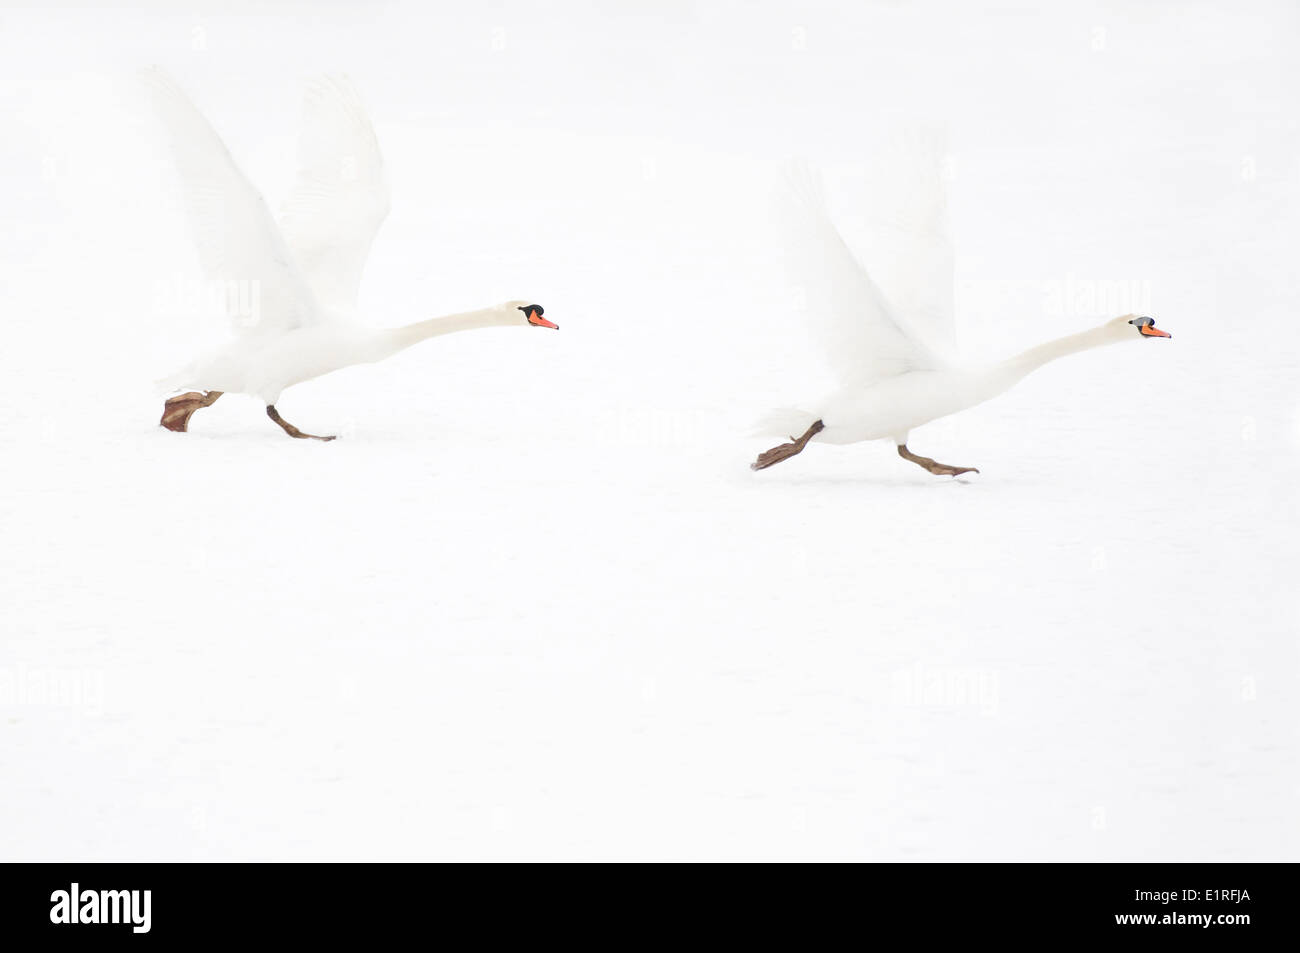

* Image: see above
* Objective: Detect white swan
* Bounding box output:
[147,70,557,440]
[751,163,1171,475]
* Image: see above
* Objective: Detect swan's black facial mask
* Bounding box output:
[1129,315,1171,339]
[519,304,558,329]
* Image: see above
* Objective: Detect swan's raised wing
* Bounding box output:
[777,160,945,385]
[848,124,955,350]
[278,75,391,318]
[144,67,320,336]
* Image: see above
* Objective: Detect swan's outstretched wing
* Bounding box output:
[849,124,955,350]
[777,160,945,385]
[144,67,319,336]
[278,75,391,318]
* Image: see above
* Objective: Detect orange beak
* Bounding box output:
[1139,322,1171,338]
[528,310,558,329]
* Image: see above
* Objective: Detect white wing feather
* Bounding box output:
[278,75,391,318]
[846,125,955,350]
[778,160,945,386]
[144,67,320,336]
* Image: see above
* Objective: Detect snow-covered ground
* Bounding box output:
[2,2,1297,860]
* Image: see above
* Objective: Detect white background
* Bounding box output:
[1,1,1296,860]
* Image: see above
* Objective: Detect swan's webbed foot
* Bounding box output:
[751,420,824,471]
[897,444,978,477]
[160,391,223,432]
[266,405,336,441]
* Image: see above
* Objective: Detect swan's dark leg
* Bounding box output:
[160,391,223,432]
[266,405,336,441]
[751,420,824,471]
[897,443,978,477]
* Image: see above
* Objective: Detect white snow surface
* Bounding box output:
[1,1,1297,860]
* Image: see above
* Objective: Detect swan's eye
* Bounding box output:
[521,304,558,330]
[1133,316,1171,338]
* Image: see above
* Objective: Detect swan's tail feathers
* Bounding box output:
[154,365,196,396]
[753,406,821,439]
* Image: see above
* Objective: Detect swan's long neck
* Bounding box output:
[370,307,513,361]
[995,323,1122,384]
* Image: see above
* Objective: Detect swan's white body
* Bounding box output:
[158,309,526,406]
[148,70,542,411]
[786,323,1138,446]
[761,161,1163,460]
[807,370,1007,445]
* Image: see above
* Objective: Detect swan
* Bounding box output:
[751,163,1170,475]
[146,70,557,440]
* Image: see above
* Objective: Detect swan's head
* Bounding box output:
[505,301,558,329]
[1117,314,1171,340]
